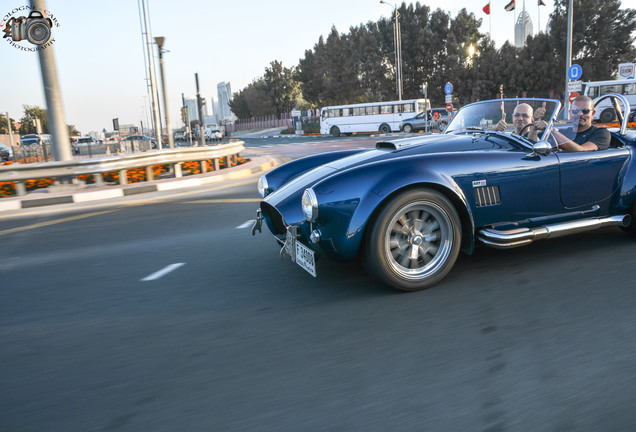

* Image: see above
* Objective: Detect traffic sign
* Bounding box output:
[567,80,582,92]
[568,92,580,103]
[568,64,583,81]
[446,103,453,112]
[444,82,453,95]
[445,94,453,103]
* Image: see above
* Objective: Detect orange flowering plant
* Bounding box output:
[0,157,246,198]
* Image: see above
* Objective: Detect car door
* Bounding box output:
[556,147,630,208]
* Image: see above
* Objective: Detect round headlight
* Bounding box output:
[301,189,318,222]
[257,175,269,198]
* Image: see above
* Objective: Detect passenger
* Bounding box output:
[544,95,610,151]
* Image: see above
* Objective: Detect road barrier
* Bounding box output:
[0,141,245,196]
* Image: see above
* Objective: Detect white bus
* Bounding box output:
[320,99,429,136]
[583,79,636,122]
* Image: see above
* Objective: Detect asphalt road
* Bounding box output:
[2,138,636,431]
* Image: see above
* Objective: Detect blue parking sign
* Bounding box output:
[568,64,583,80]
[444,82,453,95]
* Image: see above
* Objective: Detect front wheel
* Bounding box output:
[403,124,413,133]
[330,126,341,137]
[364,190,462,291]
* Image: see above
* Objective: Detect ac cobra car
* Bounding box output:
[252,95,636,291]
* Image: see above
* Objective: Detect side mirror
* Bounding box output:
[531,141,552,156]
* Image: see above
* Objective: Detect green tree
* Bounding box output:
[549,0,636,86]
[18,105,48,135]
[0,113,17,134]
[68,124,80,136]
[229,78,274,119]
[263,60,301,116]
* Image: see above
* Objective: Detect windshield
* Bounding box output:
[445,98,561,142]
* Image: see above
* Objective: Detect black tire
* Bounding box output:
[379,123,391,134]
[330,126,340,137]
[364,189,462,291]
[599,108,616,123]
[403,124,413,133]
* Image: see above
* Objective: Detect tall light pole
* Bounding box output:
[380,0,403,100]
[30,0,72,162]
[138,0,162,149]
[155,37,174,149]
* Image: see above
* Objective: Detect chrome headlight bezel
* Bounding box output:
[301,188,319,222]
[257,175,269,198]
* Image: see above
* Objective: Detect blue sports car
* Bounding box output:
[253,95,635,291]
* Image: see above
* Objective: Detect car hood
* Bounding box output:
[264,133,503,219]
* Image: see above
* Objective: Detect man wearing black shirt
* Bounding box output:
[549,95,611,151]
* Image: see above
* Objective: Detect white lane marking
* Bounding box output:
[236,220,255,229]
[140,263,186,281]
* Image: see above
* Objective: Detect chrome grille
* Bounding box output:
[474,186,501,207]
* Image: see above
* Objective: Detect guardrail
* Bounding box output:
[0,141,245,196]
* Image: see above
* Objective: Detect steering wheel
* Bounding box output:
[518,122,533,137]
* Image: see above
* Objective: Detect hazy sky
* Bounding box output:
[2,0,556,134]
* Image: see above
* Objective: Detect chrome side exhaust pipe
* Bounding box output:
[477,215,631,249]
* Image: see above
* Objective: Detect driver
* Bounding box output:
[535,95,610,151]
[493,103,543,139]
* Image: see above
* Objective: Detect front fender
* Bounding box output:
[311,155,475,260]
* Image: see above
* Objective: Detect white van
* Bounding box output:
[583,79,636,122]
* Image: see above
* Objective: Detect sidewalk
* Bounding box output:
[0,153,287,213]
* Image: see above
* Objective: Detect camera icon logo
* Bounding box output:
[3,10,53,45]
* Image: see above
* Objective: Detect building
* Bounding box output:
[216,82,233,122]
[183,97,199,123]
[515,9,533,48]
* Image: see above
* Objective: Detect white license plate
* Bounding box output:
[294,240,316,277]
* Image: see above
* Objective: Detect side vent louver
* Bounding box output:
[474,186,501,207]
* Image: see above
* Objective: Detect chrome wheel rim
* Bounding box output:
[384,201,454,280]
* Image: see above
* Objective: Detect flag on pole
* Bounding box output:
[483,2,490,15]
[505,0,516,11]
[538,0,546,5]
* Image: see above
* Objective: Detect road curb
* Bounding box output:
[0,154,285,212]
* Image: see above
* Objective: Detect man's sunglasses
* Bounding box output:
[570,108,592,115]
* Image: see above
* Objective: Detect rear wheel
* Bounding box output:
[403,124,413,133]
[364,189,462,291]
[379,123,391,134]
[330,126,340,137]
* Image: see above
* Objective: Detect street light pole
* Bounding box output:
[30,0,72,162]
[155,37,174,149]
[380,0,403,100]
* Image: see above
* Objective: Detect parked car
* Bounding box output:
[120,134,157,149]
[204,128,223,142]
[253,95,636,291]
[0,144,13,161]
[73,136,99,154]
[20,133,52,147]
[400,108,450,133]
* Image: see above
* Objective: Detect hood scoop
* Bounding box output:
[375,140,419,151]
